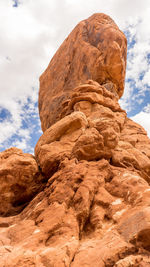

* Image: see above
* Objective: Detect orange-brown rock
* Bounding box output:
[1,13,150,267]
[35,80,126,177]
[0,147,45,216]
[1,149,150,266]
[39,13,127,131]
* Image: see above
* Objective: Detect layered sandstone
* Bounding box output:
[0,13,150,267]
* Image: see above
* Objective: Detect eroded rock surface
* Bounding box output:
[1,13,150,267]
[0,148,45,216]
[35,80,126,177]
[39,13,127,131]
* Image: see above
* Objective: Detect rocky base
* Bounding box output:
[1,159,150,266]
[0,80,150,266]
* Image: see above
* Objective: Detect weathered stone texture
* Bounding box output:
[1,13,150,267]
[39,13,127,132]
[0,147,45,216]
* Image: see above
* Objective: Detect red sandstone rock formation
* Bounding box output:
[1,13,150,266]
[39,13,127,132]
[0,147,45,217]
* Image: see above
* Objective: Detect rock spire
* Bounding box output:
[39,13,127,131]
[0,13,150,266]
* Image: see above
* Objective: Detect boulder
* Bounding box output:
[35,80,126,177]
[39,13,127,131]
[0,147,44,216]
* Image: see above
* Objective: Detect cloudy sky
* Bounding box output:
[0,0,150,154]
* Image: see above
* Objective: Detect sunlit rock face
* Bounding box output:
[35,80,126,178]
[0,147,45,216]
[1,13,150,267]
[39,13,127,132]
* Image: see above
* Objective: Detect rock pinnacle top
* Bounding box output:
[39,13,127,132]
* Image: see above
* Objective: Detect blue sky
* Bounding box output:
[12,0,19,7]
[0,0,150,154]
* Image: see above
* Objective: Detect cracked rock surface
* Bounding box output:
[1,13,150,267]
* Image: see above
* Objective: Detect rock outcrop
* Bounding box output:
[35,80,126,178]
[0,147,45,216]
[1,13,150,267]
[39,13,127,132]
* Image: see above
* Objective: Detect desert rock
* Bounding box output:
[39,13,127,131]
[1,13,150,267]
[0,147,45,216]
[35,80,126,177]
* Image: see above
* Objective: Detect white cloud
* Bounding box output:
[144,104,150,113]
[131,112,150,138]
[143,69,150,87]
[119,82,134,112]
[119,15,150,112]
[12,139,29,151]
